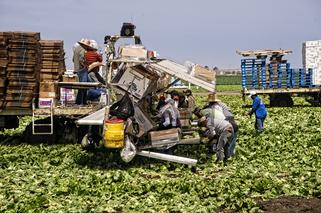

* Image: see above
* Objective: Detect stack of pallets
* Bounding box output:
[5,32,40,108]
[39,40,66,104]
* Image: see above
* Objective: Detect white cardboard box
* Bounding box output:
[60,88,76,102]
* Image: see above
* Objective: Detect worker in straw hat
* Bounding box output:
[74,38,92,105]
[248,91,267,132]
[195,93,238,161]
[205,93,239,156]
[73,38,90,72]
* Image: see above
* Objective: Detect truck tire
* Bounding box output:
[23,122,57,144]
[270,94,293,107]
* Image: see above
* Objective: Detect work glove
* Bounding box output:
[248,111,252,118]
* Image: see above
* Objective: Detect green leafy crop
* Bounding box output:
[0,93,320,212]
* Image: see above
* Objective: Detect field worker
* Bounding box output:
[248,91,267,132]
[158,97,181,130]
[201,94,226,121]
[156,95,166,110]
[170,90,186,108]
[173,94,180,108]
[75,39,92,105]
[84,40,103,78]
[72,38,87,72]
[184,89,196,113]
[200,113,234,162]
[205,93,239,156]
[84,41,106,102]
[87,62,106,101]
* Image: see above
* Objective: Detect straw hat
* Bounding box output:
[207,93,220,102]
[78,38,97,50]
[88,62,105,71]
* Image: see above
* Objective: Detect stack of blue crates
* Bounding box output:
[241,58,314,89]
[241,58,266,89]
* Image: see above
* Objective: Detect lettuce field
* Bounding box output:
[0,93,321,212]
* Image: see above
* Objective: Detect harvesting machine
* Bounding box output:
[0,25,216,165]
[76,27,217,165]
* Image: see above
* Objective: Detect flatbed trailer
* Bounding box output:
[242,87,321,106]
[0,81,105,144]
[238,49,321,106]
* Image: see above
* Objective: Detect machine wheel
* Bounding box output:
[23,121,57,144]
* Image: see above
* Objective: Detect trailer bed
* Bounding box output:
[0,105,102,117]
[242,87,321,95]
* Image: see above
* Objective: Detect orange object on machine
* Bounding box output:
[104,118,125,148]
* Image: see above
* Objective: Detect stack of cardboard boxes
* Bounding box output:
[38,40,66,108]
[0,32,11,109]
[60,74,78,105]
[5,32,40,108]
[303,40,321,86]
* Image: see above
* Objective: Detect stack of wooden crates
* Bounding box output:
[0,31,67,109]
[38,40,65,107]
[5,32,40,108]
[0,33,10,109]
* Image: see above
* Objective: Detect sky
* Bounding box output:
[0,0,320,70]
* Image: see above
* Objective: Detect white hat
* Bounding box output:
[78,39,97,50]
[90,40,98,50]
[249,91,257,97]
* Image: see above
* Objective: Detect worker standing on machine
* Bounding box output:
[74,38,92,105]
[85,41,106,102]
[73,38,87,72]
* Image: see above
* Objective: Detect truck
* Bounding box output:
[0,25,216,165]
[237,48,321,106]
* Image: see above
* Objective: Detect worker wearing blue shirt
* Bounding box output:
[248,91,267,132]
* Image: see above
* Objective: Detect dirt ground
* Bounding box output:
[256,197,321,213]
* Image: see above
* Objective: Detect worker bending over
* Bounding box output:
[196,94,237,162]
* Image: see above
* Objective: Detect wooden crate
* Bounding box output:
[149,128,180,145]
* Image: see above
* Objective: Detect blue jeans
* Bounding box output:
[255,117,266,131]
[75,68,88,105]
[87,89,102,101]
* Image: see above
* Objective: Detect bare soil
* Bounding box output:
[256,197,321,213]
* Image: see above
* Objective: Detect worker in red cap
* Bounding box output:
[156,95,166,110]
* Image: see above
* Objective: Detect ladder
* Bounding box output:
[32,99,54,135]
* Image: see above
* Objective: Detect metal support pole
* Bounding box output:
[136,150,197,166]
